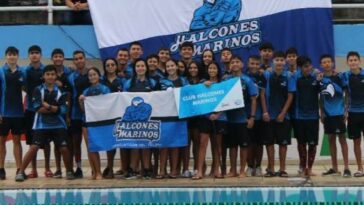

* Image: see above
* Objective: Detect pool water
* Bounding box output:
[0,187,363,204]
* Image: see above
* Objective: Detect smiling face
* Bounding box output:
[105,59,117,75]
[43,70,57,85]
[166,60,178,76]
[203,50,214,66]
[273,57,286,72]
[180,46,194,60]
[73,53,86,70]
[347,55,361,72]
[135,60,147,77]
[29,51,41,64]
[229,58,243,73]
[320,57,333,72]
[188,63,199,78]
[158,50,170,63]
[117,50,129,66]
[52,53,64,66]
[260,49,273,61]
[88,69,100,85]
[147,57,159,72]
[129,44,143,61]
[208,63,219,79]
[6,52,18,65]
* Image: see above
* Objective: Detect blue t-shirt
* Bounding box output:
[294,71,320,120]
[68,70,90,120]
[101,76,124,93]
[160,76,189,90]
[263,70,296,120]
[247,71,266,120]
[0,64,25,117]
[343,70,364,113]
[123,78,158,92]
[319,73,345,117]
[32,84,67,130]
[24,64,45,112]
[225,74,258,123]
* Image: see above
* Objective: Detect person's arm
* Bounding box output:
[247,96,256,128]
[65,0,76,9]
[276,93,293,122]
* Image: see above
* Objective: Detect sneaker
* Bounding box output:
[74,168,83,178]
[53,170,62,178]
[15,173,25,182]
[343,169,351,178]
[143,169,152,180]
[181,170,192,178]
[246,167,254,177]
[322,168,340,176]
[298,167,304,175]
[102,167,110,178]
[124,170,138,180]
[66,171,75,180]
[0,168,5,180]
[264,170,275,178]
[255,167,263,177]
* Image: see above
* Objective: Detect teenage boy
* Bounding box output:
[261,51,295,177]
[15,65,75,182]
[293,56,320,177]
[0,47,25,180]
[129,41,143,63]
[116,48,132,78]
[52,48,73,178]
[158,48,171,75]
[180,41,194,66]
[220,48,233,77]
[225,56,257,177]
[259,42,274,71]
[68,50,90,178]
[246,55,266,177]
[285,47,298,73]
[343,51,364,177]
[319,54,350,177]
[24,45,50,178]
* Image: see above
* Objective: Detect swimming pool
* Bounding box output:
[1,187,362,204]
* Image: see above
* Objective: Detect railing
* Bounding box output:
[0,1,363,25]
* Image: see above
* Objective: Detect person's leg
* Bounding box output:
[129,149,140,173]
[43,144,52,176]
[266,144,274,172]
[353,138,363,172]
[82,127,95,179]
[196,133,209,178]
[191,128,200,171]
[91,152,102,179]
[228,147,238,177]
[105,149,116,178]
[120,149,130,174]
[142,149,151,176]
[12,134,22,170]
[338,134,349,170]
[19,145,39,173]
[59,146,73,172]
[0,136,6,170]
[170,148,179,177]
[54,145,62,174]
[158,148,168,178]
[307,145,317,176]
[297,143,307,174]
[279,145,287,172]
[328,134,338,172]
[239,147,248,177]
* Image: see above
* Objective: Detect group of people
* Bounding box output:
[0,41,363,182]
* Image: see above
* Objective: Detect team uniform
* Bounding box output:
[24,64,45,144]
[246,71,266,145]
[101,76,124,92]
[0,64,26,136]
[32,84,68,147]
[319,74,346,135]
[293,71,320,145]
[123,77,158,92]
[225,74,258,148]
[262,70,296,145]
[160,76,189,90]
[343,70,364,139]
[68,70,90,133]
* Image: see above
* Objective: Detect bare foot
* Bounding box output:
[95,174,103,180]
[226,172,238,178]
[239,172,247,178]
[305,168,316,177]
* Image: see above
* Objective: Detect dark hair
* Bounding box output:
[87,67,101,78]
[146,54,159,62]
[285,47,298,57]
[273,51,285,59]
[319,54,334,63]
[28,45,42,54]
[132,58,149,78]
[73,50,85,57]
[297,56,312,67]
[230,55,243,62]
[158,47,170,53]
[259,42,274,51]
[207,61,222,82]
[177,60,187,76]
[248,55,260,62]
[165,59,180,76]
[221,47,232,53]
[347,51,360,60]
[43,64,57,75]
[117,48,129,53]
[5,46,19,55]
[201,49,215,63]
[103,58,118,75]
[129,41,143,49]
[51,48,64,57]
[186,61,201,80]
[179,41,194,50]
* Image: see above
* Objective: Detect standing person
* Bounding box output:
[246,55,266,177]
[23,45,50,178]
[293,56,319,177]
[15,65,75,182]
[101,58,124,179]
[259,42,274,71]
[51,48,73,178]
[157,59,189,179]
[79,67,110,180]
[147,54,164,83]
[0,47,25,180]
[225,56,257,178]
[319,54,350,177]
[343,51,364,177]
[285,48,298,73]
[123,59,158,180]
[261,51,295,177]
[65,0,92,25]
[200,49,215,78]
[193,62,225,180]
[129,42,144,64]
[157,48,170,75]
[177,60,187,77]
[180,42,194,66]
[68,50,90,178]
[116,48,132,79]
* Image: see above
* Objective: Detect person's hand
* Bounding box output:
[55,80,63,88]
[263,112,270,122]
[209,113,220,121]
[204,80,213,87]
[320,115,325,124]
[42,102,50,108]
[276,112,285,123]
[79,95,85,102]
[247,118,254,129]
[316,73,323,81]
[344,111,348,123]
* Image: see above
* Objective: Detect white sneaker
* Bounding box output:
[181,170,192,178]
[255,167,263,177]
[246,167,254,177]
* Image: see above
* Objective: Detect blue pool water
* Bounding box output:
[0,187,363,204]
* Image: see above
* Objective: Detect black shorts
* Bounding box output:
[295,119,319,145]
[262,120,291,145]
[323,115,346,135]
[0,117,25,136]
[69,120,83,135]
[199,118,225,135]
[24,110,35,145]
[291,119,298,138]
[248,120,264,145]
[225,123,249,148]
[348,112,364,139]
[32,129,68,147]
[188,117,200,130]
